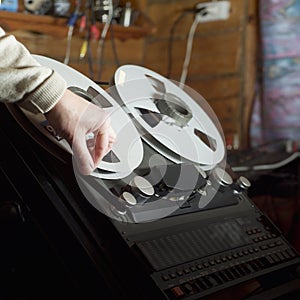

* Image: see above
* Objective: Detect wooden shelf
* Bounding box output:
[0,11,68,38]
[0,11,156,40]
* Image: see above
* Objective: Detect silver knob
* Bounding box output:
[121,192,137,206]
[236,176,251,190]
[131,176,155,198]
[212,167,233,187]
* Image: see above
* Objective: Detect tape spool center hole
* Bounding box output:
[155,92,193,127]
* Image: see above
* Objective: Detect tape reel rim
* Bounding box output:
[31,55,144,179]
[114,64,225,168]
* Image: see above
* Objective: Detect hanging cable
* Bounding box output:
[179,17,199,88]
[64,0,81,65]
[90,0,100,41]
[96,0,114,82]
[110,24,120,68]
[166,10,189,79]
[86,0,100,80]
[64,23,74,65]
[87,38,94,79]
[79,6,88,59]
[80,25,95,79]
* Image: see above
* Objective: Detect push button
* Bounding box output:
[171,286,185,298]
[218,270,230,282]
[285,249,296,258]
[205,276,216,287]
[275,252,286,261]
[265,255,275,265]
[223,269,234,280]
[269,254,280,263]
[190,266,197,272]
[183,283,194,295]
[162,274,170,281]
[211,273,223,285]
[197,278,209,290]
[190,280,202,292]
[230,267,241,278]
[281,250,291,260]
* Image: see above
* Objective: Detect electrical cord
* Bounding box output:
[96,0,114,82]
[64,25,74,65]
[87,32,95,79]
[64,0,81,65]
[110,24,120,68]
[166,10,189,78]
[231,152,300,173]
[179,17,199,88]
[86,0,97,79]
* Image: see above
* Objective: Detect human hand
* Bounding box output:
[45,89,116,175]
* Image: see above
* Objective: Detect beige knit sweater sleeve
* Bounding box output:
[0,27,67,114]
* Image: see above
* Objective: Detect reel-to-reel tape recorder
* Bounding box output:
[9,55,300,299]
[21,55,231,223]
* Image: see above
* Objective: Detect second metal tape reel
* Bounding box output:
[28,55,144,180]
[113,65,226,170]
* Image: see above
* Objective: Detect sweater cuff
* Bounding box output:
[19,71,67,114]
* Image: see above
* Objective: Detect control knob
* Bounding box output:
[121,191,137,207]
[211,167,233,188]
[235,176,251,193]
[130,176,155,203]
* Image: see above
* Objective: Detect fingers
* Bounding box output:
[94,127,116,166]
[94,130,109,165]
[72,130,96,175]
[73,123,116,176]
[46,91,116,175]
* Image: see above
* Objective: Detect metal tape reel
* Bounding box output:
[30,55,144,179]
[114,65,225,169]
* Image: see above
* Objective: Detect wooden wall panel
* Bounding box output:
[209,97,241,136]
[187,76,241,101]
[209,97,240,121]
[187,32,241,77]
[146,0,244,38]
[143,31,241,78]
[11,29,145,83]
[10,30,67,57]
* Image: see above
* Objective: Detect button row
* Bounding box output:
[246,227,262,235]
[253,233,277,243]
[259,240,283,251]
[161,247,261,282]
[163,248,297,299]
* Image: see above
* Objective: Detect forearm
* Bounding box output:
[0,27,67,113]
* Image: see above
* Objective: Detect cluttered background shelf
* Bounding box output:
[0,10,156,40]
